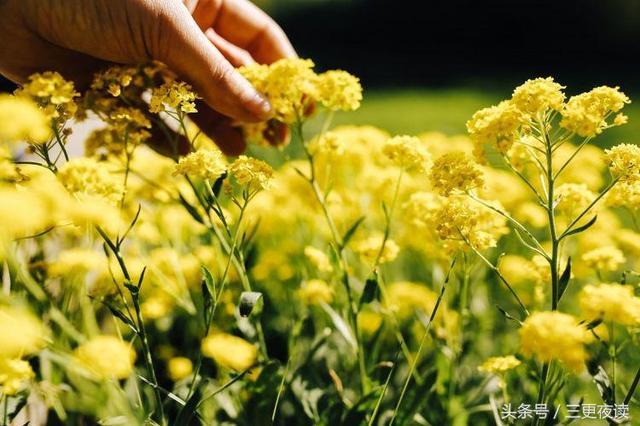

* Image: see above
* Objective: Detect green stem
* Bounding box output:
[389,266,451,425]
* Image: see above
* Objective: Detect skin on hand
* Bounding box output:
[0,0,296,155]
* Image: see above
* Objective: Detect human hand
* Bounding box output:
[0,0,296,154]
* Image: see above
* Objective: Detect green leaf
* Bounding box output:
[557,257,572,302]
[564,215,597,238]
[174,383,202,426]
[359,272,379,310]
[321,303,357,351]
[341,216,365,249]
[201,266,216,298]
[495,305,523,325]
[239,291,264,317]
[104,302,137,333]
[211,172,227,197]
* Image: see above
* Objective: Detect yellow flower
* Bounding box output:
[229,155,274,191]
[386,281,437,320]
[579,283,640,325]
[605,143,640,183]
[91,65,136,97]
[0,94,50,143]
[511,77,565,115]
[615,229,640,257]
[48,248,107,278]
[382,135,431,173]
[614,113,628,126]
[15,71,79,120]
[173,149,227,181]
[141,293,174,320]
[317,70,363,111]
[297,279,334,305]
[430,152,484,196]
[560,86,630,137]
[432,196,508,251]
[478,355,521,374]
[0,358,34,395]
[519,311,590,371]
[358,310,383,336]
[466,100,525,159]
[201,333,257,372]
[149,81,198,114]
[555,183,596,218]
[581,246,626,272]
[498,255,543,287]
[57,158,123,204]
[0,187,50,239]
[353,234,400,264]
[0,305,47,359]
[74,336,136,380]
[304,246,333,273]
[607,181,640,210]
[239,58,317,123]
[167,357,193,381]
[308,131,345,157]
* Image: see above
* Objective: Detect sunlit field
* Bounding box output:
[1,60,640,426]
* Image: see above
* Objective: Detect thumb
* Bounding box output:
[150,2,271,122]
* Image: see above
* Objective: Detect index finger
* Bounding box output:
[192,0,296,64]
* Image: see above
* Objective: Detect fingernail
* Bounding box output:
[248,92,273,120]
[235,74,273,120]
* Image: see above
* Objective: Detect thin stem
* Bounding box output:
[624,365,640,405]
[559,178,619,241]
[373,170,403,269]
[464,238,529,317]
[467,193,546,255]
[389,264,451,425]
[295,117,368,394]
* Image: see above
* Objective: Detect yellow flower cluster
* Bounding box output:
[581,246,626,272]
[560,86,630,137]
[239,58,362,124]
[555,183,596,218]
[0,94,50,144]
[432,196,508,251]
[74,335,136,380]
[297,279,334,305]
[382,135,431,173]
[579,283,640,325]
[478,355,521,374]
[229,155,274,191]
[149,81,198,114]
[304,246,333,273]
[173,148,227,181]
[201,333,257,372]
[466,100,525,158]
[0,305,46,395]
[0,358,35,395]
[316,70,363,111]
[167,356,193,381]
[519,311,590,371]
[57,158,124,204]
[15,71,79,120]
[353,234,400,264]
[430,152,484,196]
[605,143,640,183]
[511,77,565,115]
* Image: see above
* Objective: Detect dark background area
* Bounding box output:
[2,0,639,93]
[271,0,640,92]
